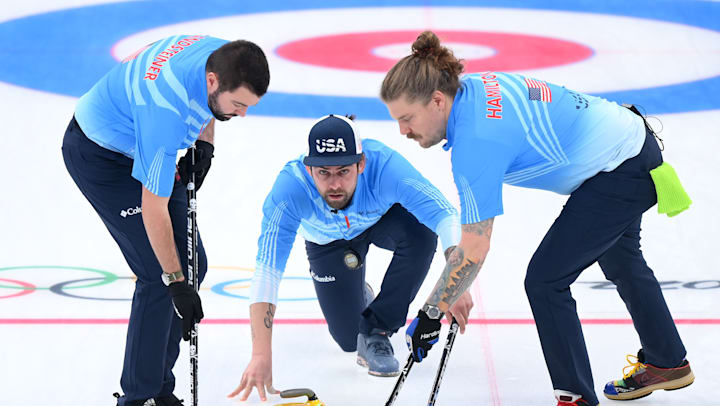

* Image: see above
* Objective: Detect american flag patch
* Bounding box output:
[525,78,552,102]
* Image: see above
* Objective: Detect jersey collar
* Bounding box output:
[443,85,464,151]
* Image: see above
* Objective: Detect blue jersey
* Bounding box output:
[446,72,646,224]
[74,35,226,197]
[250,139,461,304]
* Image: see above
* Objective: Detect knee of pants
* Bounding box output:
[399,225,438,260]
[328,326,358,352]
[524,274,544,300]
[417,223,438,250]
[524,260,553,300]
[597,256,621,282]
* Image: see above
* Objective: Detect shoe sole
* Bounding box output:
[357,356,401,377]
[603,371,695,400]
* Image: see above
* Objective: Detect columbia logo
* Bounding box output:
[120,206,142,218]
[310,270,336,283]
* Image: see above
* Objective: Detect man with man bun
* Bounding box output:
[380,30,693,406]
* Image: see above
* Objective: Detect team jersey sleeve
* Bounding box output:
[450,114,516,224]
[131,104,187,197]
[376,150,461,251]
[250,169,305,305]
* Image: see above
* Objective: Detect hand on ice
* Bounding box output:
[228,355,279,402]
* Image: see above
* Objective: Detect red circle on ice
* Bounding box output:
[275,30,594,72]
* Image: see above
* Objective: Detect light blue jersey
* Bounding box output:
[250,139,461,304]
[446,72,646,224]
[74,35,226,197]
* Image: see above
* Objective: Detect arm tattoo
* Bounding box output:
[428,247,483,307]
[444,246,456,261]
[263,303,275,329]
[463,218,493,238]
[428,218,493,309]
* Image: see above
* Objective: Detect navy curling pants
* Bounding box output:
[524,128,687,405]
[305,204,437,352]
[61,118,208,405]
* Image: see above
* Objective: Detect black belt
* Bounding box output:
[623,103,664,151]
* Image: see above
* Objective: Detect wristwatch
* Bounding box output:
[161,270,185,286]
[421,303,444,320]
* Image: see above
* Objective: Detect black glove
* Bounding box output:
[177,140,214,191]
[405,309,442,362]
[168,281,204,341]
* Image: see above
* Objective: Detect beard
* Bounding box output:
[410,129,445,149]
[323,189,355,210]
[207,89,234,121]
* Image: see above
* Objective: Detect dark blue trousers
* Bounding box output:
[524,129,686,405]
[305,204,437,352]
[61,118,208,405]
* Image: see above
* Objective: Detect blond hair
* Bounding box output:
[380,31,465,103]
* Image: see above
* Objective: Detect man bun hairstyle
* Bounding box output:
[206,40,270,96]
[380,31,464,103]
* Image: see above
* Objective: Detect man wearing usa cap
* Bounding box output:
[229,114,473,402]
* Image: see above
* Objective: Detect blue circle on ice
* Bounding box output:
[0,0,718,117]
